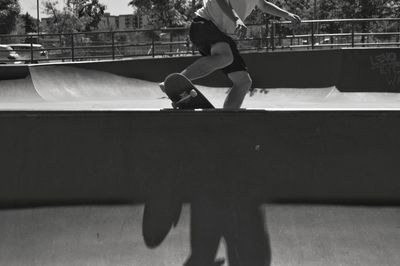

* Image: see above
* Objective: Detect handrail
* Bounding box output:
[275,17,400,24]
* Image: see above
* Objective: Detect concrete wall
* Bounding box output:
[338,48,400,92]
[1,110,399,207]
[2,48,399,92]
[0,64,29,80]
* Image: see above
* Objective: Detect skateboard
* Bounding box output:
[162,73,215,109]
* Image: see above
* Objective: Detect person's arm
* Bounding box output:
[257,0,301,24]
[215,0,247,38]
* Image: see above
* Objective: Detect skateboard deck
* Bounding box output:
[162,73,215,109]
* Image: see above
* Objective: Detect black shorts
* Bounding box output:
[189,16,247,75]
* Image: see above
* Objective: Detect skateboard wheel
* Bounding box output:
[189,89,198,97]
[172,102,178,109]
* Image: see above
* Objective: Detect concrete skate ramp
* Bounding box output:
[25,64,231,109]
[0,75,42,102]
[2,63,400,110]
[1,52,400,207]
[245,87,400,109]
[29,65,166,102]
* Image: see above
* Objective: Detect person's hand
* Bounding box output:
[286,13,301,25]
[235,18,247,39]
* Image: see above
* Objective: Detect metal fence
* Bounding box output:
[0,18,399,64]
[269,18,400,50]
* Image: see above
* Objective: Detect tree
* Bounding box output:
[278,0,312,19]
[245,6,266,25]
[67,0,106,31]
[0,0,21,34]
[318,0,400,19]
[43,0,79,33]
[21,12,37,33]
[318,0,400,36]
[128,0,191,28]
[43,0,106,33]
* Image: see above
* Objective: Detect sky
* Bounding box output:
[19,0,134,17]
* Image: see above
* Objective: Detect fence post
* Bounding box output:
[271,21,275,51]
[290,28,294,50]
[111,31,115,60]
[152,32,155,58]
[170,30,173,56]
[71,34,75,62]
[351,22,355,47]
[278,23,282,47]
[30,36,34,63]
[311,21,315,49]
[265,20,269,52]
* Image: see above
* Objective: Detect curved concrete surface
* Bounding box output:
[0,204,399,266]
[0,49,399,266]
[0,75,42,102]
[1,63,400,110]
[29,65,165,101]
[0,60,400,205]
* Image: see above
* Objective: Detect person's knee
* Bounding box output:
[232,73,252,92]
[241,74,252,90]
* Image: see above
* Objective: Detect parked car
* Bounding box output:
[8,44,48,63]
[0,45,21,64]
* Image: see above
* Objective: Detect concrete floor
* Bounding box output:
[0,204,399,266]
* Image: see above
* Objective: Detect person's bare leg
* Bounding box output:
[223,71,252,109]
[181,42,233,81]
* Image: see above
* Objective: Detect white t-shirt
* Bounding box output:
[196,0,259,35]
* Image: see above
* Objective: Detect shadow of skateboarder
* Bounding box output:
[142,171,271,266]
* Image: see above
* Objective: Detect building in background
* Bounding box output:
[99,13,150,31]
[38,13,150,33]
[98,13,119,30]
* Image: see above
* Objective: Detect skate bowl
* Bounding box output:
[0,48,400,207]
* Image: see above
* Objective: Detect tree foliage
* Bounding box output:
[43,0,105,33]
[0,0,21,34]
[318,0,400,34]
[245,0,400,23]
[67,0,106,31]
[35,0,400,34]
[128,0,198,28]
[20,12,37,33]
[319,0,400,19]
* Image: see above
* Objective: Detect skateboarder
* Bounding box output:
[161,0,301,109]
